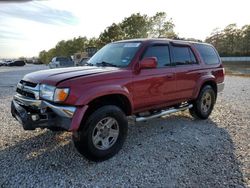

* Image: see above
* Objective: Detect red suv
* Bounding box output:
[11,39,225,161]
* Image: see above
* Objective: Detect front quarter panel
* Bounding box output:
[74,84,133,107]
[57,70,134,109]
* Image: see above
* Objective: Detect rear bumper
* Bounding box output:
[217,82,225,93]
[11,94,87,131]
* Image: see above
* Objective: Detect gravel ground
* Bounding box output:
[0,65,249,187]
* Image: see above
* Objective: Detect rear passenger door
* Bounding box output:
[171,44,202,100]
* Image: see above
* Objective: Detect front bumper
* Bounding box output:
[11,94,86,131]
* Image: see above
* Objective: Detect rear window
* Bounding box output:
[195,44,220,64]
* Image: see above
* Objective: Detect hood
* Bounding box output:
[23,66,120,85]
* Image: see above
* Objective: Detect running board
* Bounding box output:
[135,104,193,122]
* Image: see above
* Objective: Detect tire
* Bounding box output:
[189,85,216,119]
[72,105,128,162]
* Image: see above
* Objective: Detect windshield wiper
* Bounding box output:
[96,61,117,67]
[85,62,94,66]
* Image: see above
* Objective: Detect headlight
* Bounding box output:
[40,84,55,101]
[40,84,69,102]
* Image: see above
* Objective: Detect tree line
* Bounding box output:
[39,12,250,64]
[39,12,177,64]
[205,24,250,57]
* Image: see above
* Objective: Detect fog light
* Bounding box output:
[31,114,39,121]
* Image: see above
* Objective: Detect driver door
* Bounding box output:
[132,44,176,112]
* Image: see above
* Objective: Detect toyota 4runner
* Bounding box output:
[11,39,225,161]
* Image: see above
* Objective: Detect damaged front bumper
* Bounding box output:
[11,94,87,131]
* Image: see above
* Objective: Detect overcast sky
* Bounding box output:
[0,0,249,58]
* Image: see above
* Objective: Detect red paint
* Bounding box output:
[139,57,157,69]
[23,39,225,131]
[70,105,88,131]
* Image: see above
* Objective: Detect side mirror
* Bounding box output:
[140,57,157,69]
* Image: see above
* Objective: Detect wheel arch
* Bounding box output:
[194,76,217,99]
[201,80,217,94]
[77,93,132,131]
[86,94,133,116]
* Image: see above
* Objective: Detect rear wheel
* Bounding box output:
[72,105,128,161]
[189,85,216,119]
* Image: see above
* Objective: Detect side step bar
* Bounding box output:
[135,104,193,122]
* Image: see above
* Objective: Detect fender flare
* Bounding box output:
[70,85,133,131]
[193,74,216,99]
[75,85,134,111]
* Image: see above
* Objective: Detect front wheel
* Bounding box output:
[189,85,216,119]
[72,105,128,161]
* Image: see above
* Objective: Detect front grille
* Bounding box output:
[16,80,38,99]
[20,80,37,88]
[16,88,35,99]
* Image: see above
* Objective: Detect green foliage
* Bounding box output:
[38,12,250,64]
[38,12,178,64]
[98,23,124,47]
[39,37,88,64]
[241,25,250,55]
[120,13,150,39]
[149,12,177,38]
[206,24,250,56]
[87,37,100,48]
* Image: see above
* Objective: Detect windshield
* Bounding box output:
[88,42,141,67]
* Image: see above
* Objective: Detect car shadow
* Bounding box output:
[0,113,245,187]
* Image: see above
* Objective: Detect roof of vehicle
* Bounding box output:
[114,38,212,46]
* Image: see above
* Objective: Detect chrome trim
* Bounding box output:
[14,94,42,107]
[17,82,40,99]
[136,104,193,122]
[217,82,225,93]
[43,101,76,118]
[13,94,76,118]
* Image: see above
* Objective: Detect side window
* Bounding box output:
[172,46,197,65]
[189,48,197,63]
[195,44,220,64]
[142,45,171,67]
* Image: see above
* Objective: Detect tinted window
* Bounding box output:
[190,49,197,63]
[142,45,171,67]
[172,46,197,65]
[57,57,71,62]
[195,44,220,64]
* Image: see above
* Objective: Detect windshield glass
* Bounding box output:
[88,42,141,67]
